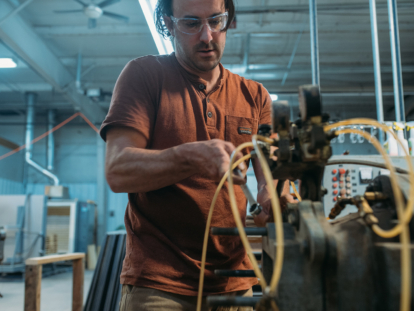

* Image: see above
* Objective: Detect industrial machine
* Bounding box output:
[206,85,414,311]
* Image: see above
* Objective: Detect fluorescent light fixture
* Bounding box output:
[138,0,174,55]
[0,58,17,68]
[270,94,278,101]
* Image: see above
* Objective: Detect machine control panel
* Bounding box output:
[322,155,414,218]
[323,164,380,217]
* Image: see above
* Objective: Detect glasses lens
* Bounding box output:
[208,14,228,32]
[177,19,202,34]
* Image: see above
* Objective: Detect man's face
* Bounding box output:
[169,0,227,73]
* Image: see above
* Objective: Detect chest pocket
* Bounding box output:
[225,115,258,151]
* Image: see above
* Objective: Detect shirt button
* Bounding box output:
[207,111,213,118]
[199,84,205,90]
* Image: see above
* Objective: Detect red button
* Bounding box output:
[333,190,338,195]
[332,183,337,188]
[332,169,337,174]
[333,197,337,202]
[339,168,346,175]
[332,177,337,182]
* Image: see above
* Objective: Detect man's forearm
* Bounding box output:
[106,144,196,193]
[105,127,246,193]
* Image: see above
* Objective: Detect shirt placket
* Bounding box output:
[205,95,215,127]
[197,82,217,128]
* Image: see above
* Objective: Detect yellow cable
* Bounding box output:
[198,139,283,310]
[325,118,414,236]
[290,181,302,202]
[227,142,267,288]
[336,128,411,311]
[196,153,252,311]
[252,136,285,294]
[255,134,275,145]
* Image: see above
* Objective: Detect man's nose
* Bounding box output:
[199,23,213,44]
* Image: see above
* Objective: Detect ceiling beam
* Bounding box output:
[2,64,412,93]
[224,64,414,80]
[33,21,414,37]
[0,82,53,92]
[0,1,106,123]
[227,21,414,35]
[263,85,414,93]
[0,102,79,110]
[235,2,414,14]
[34,24,150,37]
[60,56,133,67]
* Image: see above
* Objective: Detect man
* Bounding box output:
[100,0,294,309]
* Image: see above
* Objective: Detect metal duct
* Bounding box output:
[47,109,55,171]
[25,92,59,185]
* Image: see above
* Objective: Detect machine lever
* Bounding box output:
[235,169,263,216]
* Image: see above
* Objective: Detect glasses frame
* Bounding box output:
[170,12,229,35]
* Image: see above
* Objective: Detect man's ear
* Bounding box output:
[164,15,174,36]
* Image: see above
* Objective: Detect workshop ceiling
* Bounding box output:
[0,0,413,121]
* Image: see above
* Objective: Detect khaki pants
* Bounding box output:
[119,285,254,311]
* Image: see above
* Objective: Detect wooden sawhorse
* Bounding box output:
[24,253,85,311]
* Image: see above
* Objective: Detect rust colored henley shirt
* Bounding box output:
[100,53,271,296]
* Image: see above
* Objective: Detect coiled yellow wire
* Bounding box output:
[197,138,285,310]
[196,153,252,311]
[252,135,285,293]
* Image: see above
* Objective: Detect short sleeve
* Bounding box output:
[100,59,158,144]
[259,85,272,126]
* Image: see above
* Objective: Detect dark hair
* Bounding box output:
[155,0,235,38]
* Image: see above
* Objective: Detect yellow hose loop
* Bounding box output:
[325,118,414,235]
[255,134,275,145]
[196,153,252,311]
[336,128,411,311]
[227,142,267,288]
[290,181,302,202]
[252,136,285,294]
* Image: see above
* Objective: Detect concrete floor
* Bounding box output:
[0,269,94,311]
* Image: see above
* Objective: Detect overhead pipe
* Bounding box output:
[369,0,384,123]
[242,33,250,75]
[25,92,59,185]
[47,109,55,171]
[369,0,385,144]
[309,0,320,86]
[75,52,84,94]
[387,0,405,122]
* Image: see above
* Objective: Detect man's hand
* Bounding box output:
[179,139,247,185]
[253,184,297,227]
[106,127,246,193]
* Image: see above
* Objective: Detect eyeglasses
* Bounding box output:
[170,12,228,35]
